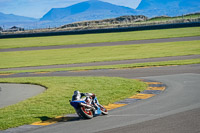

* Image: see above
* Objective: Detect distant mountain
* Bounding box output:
[136,0,200,17]
[0,12,37,22]
[1,0,200,29]
[40,0,136,23]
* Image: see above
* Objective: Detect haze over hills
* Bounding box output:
[0,0,200,29]
[137,0,200,17]
[40,0,136,22]
[41,0,200,22]
[0,12,37,22]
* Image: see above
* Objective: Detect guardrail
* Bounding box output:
[0,22,200,39]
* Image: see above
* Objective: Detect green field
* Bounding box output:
[0,77,146,130]
[0,27,200,49]
[148,13,200,22]
[1,40,199,69]
[0,27,200,130]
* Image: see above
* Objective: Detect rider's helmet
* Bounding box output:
[74,90,80,95]
[72,90,81,101]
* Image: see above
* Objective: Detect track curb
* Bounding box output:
[104,79,166,110]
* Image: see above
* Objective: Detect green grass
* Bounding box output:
[0,27,200,49]
[1,22,199,131]
[148,13,200,21]
[1,58,199,74]
[1,40,200,69]
[0,77,147,130]
[91,58,200,70]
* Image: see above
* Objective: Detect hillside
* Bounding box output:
[0,12,37,22]
[60,15,147,28]
[1,0,200,29]
[136,0,200,17]
[40,0,136,23]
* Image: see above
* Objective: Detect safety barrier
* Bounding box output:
[0,22,200,39]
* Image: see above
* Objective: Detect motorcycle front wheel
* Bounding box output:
[100,105,108,115]
[78,106,94,119]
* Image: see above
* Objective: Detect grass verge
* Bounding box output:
[0,77,147,130]
[0,58,199,74]
[1,40,200,69]
[148,13,200,22]
[0,27,200,49]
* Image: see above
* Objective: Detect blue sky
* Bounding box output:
[0,0,142,18]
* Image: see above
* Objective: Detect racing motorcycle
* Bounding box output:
[70,96,108,119]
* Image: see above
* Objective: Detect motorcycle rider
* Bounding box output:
[72,90,99,109]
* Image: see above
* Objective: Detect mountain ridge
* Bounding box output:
[0,12,37,22]
[137,0,200,17]
[40,0,136,22]
[1,0,200,29]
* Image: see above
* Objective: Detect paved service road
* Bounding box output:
[0,36,199,52]
[1,55,199,71]
[1,64,199,78]
[0,83,45,108]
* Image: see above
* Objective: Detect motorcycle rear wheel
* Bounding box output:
[78,106,93,119]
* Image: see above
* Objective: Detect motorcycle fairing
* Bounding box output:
[70,100,86,108]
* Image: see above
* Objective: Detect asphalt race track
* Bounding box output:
[0,36,200,133]
[21,73,200,133]
[0,84,45,108]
